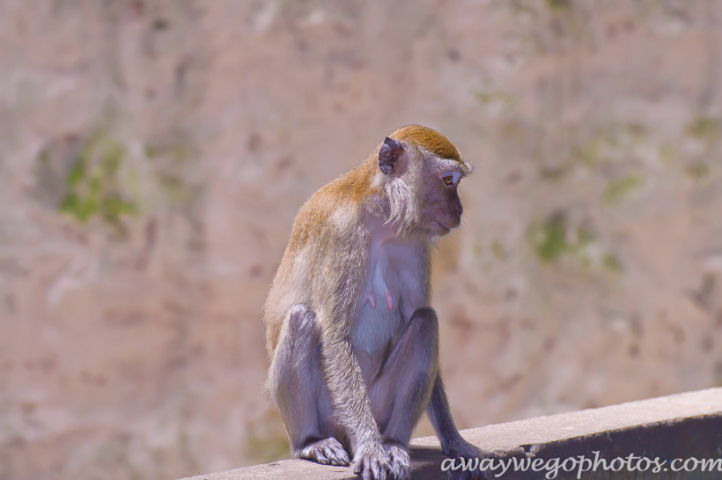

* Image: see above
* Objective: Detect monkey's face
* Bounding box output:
[422,166,464,237]
[375,134,470,238]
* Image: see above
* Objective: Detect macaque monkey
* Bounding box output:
[265,125,481,480]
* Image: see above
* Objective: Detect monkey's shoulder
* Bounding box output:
[289,166,376,250]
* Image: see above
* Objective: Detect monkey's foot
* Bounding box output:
[384,442,410,479]
[443,439,486,480]
[443,438,482,462]
[295,437,350,466]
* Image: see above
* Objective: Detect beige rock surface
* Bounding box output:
[1,1,721,479]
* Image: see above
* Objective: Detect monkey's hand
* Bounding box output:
[353,440,394,480]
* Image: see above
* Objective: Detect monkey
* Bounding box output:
[264,125,482,480]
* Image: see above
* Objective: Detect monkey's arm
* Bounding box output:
[427,374,481,459]
[319,308,393,478]
[315,227,393,478]
[320,322,381,441]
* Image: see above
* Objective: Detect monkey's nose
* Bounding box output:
[453,202,463,218]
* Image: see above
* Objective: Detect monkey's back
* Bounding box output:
[264,162,377,355]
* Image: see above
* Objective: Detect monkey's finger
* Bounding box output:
[320,446,333,462]
[353,460,364,476]
[360,462,374,480]
[326,445,350,465]
[372,459,390,480]
[315,450,329,464]
[385,445,410,480]
[322,444,345,465]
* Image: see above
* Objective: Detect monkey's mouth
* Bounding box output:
[432,221,451,235]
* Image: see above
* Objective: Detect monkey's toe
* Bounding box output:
[384,443,410,479]
[298,437,350,466]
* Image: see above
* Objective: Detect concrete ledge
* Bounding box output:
[181,388,722,480]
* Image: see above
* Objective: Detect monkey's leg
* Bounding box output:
[367,307,440,477]
[426,337,484,479]
[269,304,350,466]
[370,307,439,445]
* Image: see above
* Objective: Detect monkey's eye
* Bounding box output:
[442,172,460,186]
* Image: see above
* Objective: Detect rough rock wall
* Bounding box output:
[1,1,721,479]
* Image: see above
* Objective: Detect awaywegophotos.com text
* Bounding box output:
[442,452,722,479]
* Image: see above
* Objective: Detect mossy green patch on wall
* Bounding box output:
[685,116,721,154]
[604,175,642,205]
[529,213,574,262]
[491,240,507,261]
[685,116,720,141]
[474,90,518,110]
[528,213,597,264]
[684,161,710,179]
[145,141,196,164]
[59,132,138,231]
[144,140,201,209]
[528,213,625,273]
[545,0,571,10]
[602,253,624,273]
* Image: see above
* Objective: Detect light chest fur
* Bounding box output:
[351,213,427,383]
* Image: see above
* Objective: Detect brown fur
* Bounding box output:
[391,125,462,163]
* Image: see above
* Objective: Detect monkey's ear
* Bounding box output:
[378,137,403,175]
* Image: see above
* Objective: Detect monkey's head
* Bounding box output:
[373,125,472,238]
